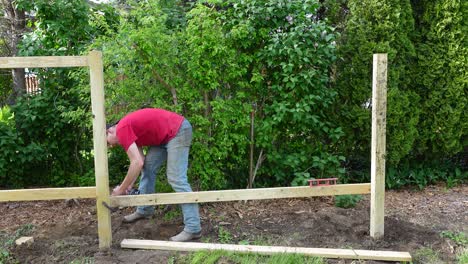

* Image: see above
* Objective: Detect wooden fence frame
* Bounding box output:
[0,51,112,248]
[0,53,388,258]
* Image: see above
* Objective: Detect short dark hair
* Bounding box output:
[106,121,119,129]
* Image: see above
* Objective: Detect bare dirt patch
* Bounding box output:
[1,184,466,263]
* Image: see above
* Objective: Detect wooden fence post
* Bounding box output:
[89,50,112,249]
[370,53,388,238]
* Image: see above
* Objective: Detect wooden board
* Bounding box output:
[15,236,34,246]
[121,239,412,262]
[110,184,370,207]
[0,187,96,202]
[370,53,388,238]
[0,56,88,68]
[88,50,112,249]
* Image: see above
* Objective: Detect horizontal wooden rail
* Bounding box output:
[121,239,412,262]
[0,187,96,202]
[0,56,89,68]
[110,183,370,207]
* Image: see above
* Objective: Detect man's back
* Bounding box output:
[116,108,184,150]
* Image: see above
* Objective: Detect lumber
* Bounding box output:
[0,187,96,202]
[0,55,88,68]
[110,183,370,207]
[89,50,112,249]
[370,53,388,238]
[121,239,412,262]
[15,236,34,246]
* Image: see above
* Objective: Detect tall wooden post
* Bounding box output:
[89,51,112,249]
[370,54,387,238]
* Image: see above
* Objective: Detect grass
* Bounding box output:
[70,257,95,264]
[174,225,324,263]
[413,247,441,264]
[457,248,468,264]
[174,250,325,264]
[163,208,181,221]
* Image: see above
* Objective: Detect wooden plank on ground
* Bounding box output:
[121,239,412,262]
[110,183,370,207]
[0,187,96,202]
[15,236,34,246]
[370,53,388,239]
[0,56,88,68]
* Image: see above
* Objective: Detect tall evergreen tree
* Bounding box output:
[414,0,467,157]
[334,0,420,171]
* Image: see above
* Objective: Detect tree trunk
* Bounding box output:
[2,0,26,105]
[7,68,26,105]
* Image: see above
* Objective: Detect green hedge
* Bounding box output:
[1,0,465,189]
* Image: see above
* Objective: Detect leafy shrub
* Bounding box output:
[0,106,46,187]
[7,89,93,187]
[0,106,14,125]
[0,0,118,188]
[230,0,344,186]
[92,0,343,190]
[386,160,467,190]
[8,0,464,190]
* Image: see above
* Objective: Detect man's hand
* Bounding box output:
[112,185,131,196]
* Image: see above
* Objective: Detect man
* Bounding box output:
[106,108,201,242]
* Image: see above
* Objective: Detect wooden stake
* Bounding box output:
[370,54,387,238]
[89,50,111,249]
[121,239,412,262]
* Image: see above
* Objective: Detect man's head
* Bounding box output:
[106,124,119,147]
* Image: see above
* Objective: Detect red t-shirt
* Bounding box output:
[116,108,184,151]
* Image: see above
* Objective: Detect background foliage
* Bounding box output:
[0,0,466,189]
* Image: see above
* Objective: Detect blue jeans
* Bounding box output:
[136,119,201,234]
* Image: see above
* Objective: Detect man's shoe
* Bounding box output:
[123,212,148,223]
[169,231,202,242]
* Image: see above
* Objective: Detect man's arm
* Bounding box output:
[112,142,144,196]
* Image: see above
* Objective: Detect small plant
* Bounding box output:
[446,176,459,189]
[335,194,362,208]
[440,231,468,247]
[201,237,212,243]
[163,209,181,221]
[251,234,277,246]
[238,240,250,245]
[217,227,233,244]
